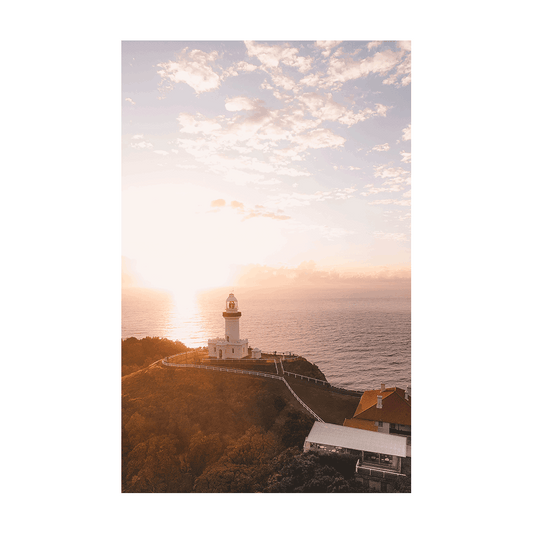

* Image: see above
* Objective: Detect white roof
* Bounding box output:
[305,422,407,457]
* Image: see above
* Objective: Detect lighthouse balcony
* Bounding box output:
[222,311,241,318]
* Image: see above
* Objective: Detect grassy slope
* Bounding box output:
[284,376,360,424]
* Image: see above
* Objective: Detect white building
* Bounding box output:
[303,422,409,480]
[207,293,250,359]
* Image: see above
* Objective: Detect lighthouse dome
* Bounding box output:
[226,293,239,311]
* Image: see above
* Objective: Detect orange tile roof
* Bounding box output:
[350,387,411,426]
[343,418,378,431]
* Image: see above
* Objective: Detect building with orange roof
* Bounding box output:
[344,384,411,452]
[339,384,411,490]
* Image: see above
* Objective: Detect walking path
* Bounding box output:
[162,355,324,422]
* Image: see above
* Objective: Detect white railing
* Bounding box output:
[281,377,324,423]
[163,360,284,381]
[283,371,329,385]
[261,352,298,358]
[355,460,405,478]
[162,358,323,422]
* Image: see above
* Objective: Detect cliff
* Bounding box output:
[121,337,403,493]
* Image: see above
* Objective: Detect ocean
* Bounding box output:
[121,287,411,391]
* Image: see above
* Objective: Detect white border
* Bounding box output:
[101,19,431,514]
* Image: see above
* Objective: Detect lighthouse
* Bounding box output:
[207,293,249,359]
[223,293,241,343]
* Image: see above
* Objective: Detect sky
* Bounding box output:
[122,40,411,297]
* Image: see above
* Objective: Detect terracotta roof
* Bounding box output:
[343,418,378,431]
[350,387,411,426]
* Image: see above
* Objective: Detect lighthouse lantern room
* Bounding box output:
[208,293,249,359]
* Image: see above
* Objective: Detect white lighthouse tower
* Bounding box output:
[223,293,241,343]
[207,293,249,359]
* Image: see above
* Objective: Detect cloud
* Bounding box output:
[274,167,310,177]
[326,48,405,86]
[242,209,291,221]
[225,96,259,111]
[269,70,298,91]
[371,143,390,152]
[367,41,382,50]
[125,97,135,105]
[210,197,291,221]
[299,91,351,123]
[223,169,282,186]
[160,50,394,185]
[368,198,411,206]
[397,41,411,52]
[383,48,411,87]
[401,124,411,141]
[233,262,411,293]
[266,186,357,209]
[177,113,222,134]
[245,41,313,73]
[374,165,410,181]
[293,128,346,151]
[375,165,410,187]
[236,61,258,72]
[374,231,408,241]
[153,150,169,155]
[157,48,221,94]
[131,134,153,149]
[361,185,400,196]
[400,150,411,163]
[315,40,343,57]
[338,103,390,126]
[360,164,411,198]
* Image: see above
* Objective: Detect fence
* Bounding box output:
[162,358,324,422]
[355,459,405,479]
[281,377,324,422]
[282,371,364,396]
[198,358,278,364]
[260,352,299,359]
[283,371,329,385]
[163,359,284,381]
[166,353,363,396]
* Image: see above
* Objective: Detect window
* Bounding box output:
[232,348,234,353]
[363,452,397,469]
[378,421,383,428]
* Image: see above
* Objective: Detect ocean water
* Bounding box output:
[122,287,411,391]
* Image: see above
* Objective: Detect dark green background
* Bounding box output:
[2,1,531,532]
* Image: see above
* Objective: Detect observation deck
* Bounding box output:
[222,311,241,317]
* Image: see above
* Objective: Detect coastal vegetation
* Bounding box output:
[122,336,188,376]
[121,336,408,493]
